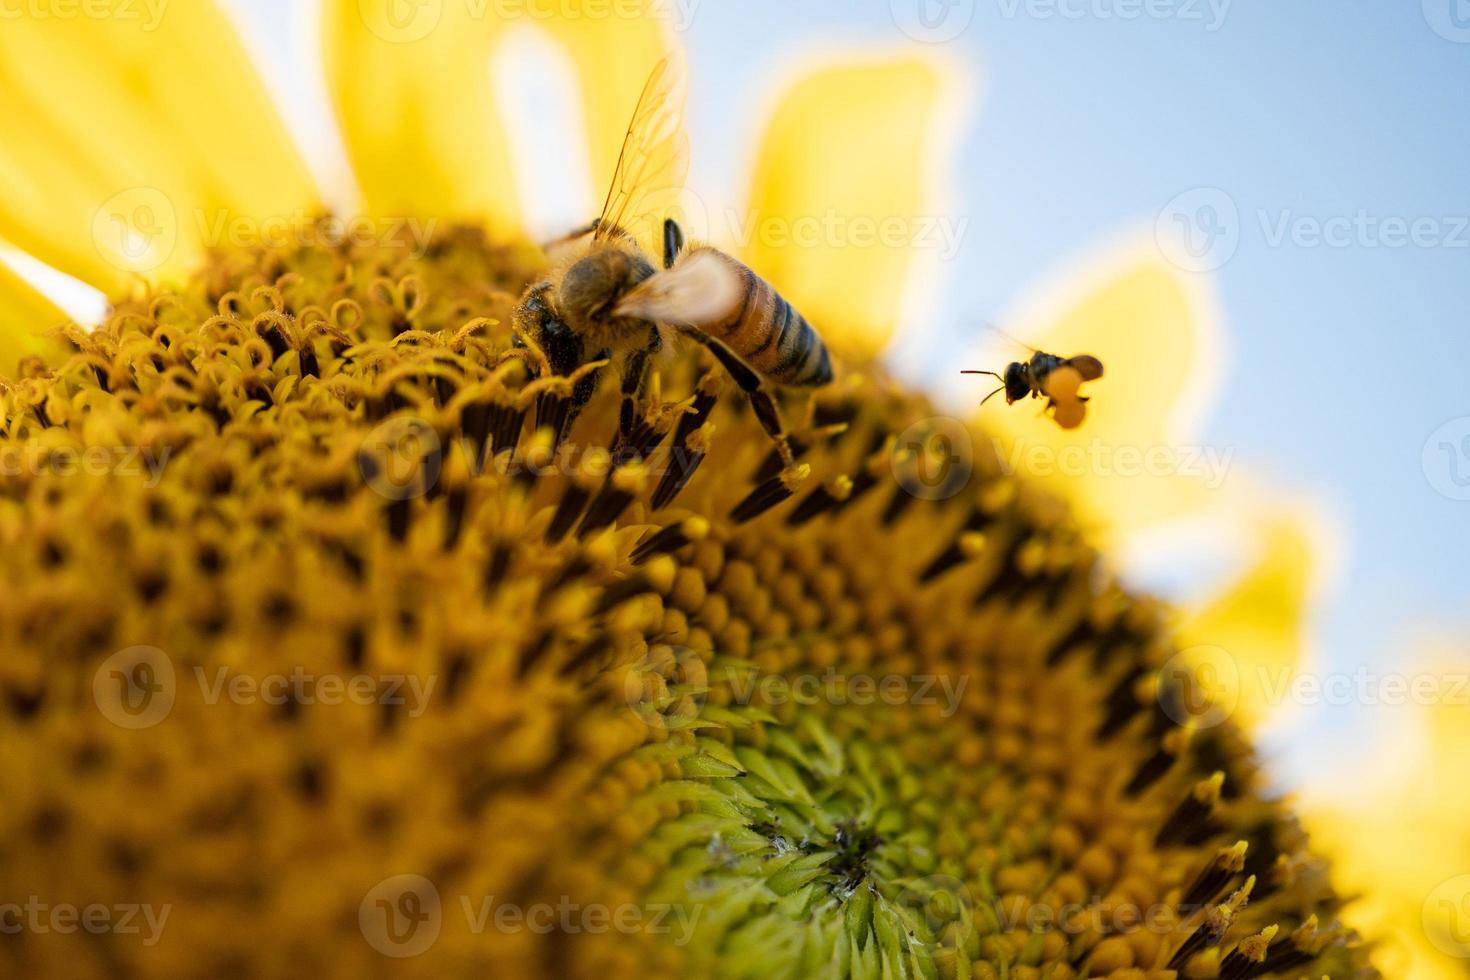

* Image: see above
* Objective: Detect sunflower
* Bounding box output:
[0,3,1382,978]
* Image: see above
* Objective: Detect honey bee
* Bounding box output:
[513,56,831,468]
[963,349,1104,430]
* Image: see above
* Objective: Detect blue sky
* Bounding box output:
[240,0,1469,778]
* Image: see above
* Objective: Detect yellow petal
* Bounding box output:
[1176,512,1317,730]
[0,258,70,375]
[323,0,672,231]
[742,56,959,357]
[957,239,1224,537]
[0,2,318,294]
[1305,680,1470,980]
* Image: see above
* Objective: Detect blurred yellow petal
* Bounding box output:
[1306,681,1470,980]
[1177,512,1316,729]
[0,260,69,375]
[743,56,956,357]
[323,0,672,230]
[0,3,318,294]
[966,240,1224,537]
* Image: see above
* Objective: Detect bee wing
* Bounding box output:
[594,55,691,257]
[1064,355,1105,381]
[613,248,743,329]
[977,320,1038,354]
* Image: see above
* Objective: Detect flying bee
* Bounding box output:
[963,349,1104,431]
[512,56,831,468]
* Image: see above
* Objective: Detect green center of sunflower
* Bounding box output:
[0,222,1373,980]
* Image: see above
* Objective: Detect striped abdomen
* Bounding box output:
[695,248,832,387]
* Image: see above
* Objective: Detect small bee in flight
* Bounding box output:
[513,56,831,468]
[963,347,1104,431]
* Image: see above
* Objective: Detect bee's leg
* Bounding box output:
[534,313,601,447]
[663,218,686,271]
[619,328,663,441]
[683,331,795,470]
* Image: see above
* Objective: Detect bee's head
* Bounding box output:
[561,247,656,325]
[1003,362,1031,403]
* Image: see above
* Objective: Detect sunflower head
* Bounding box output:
[0,219,1381,979]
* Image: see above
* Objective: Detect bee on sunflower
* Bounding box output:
[0,2,1388,978]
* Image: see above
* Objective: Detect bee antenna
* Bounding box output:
[961,370,1003,381]
[979,385,1006,407]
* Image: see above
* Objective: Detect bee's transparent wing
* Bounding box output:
[977,320,1039,354]
[1065,354,1105,381]
[613,249,742,329]
[595,54,690,257]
